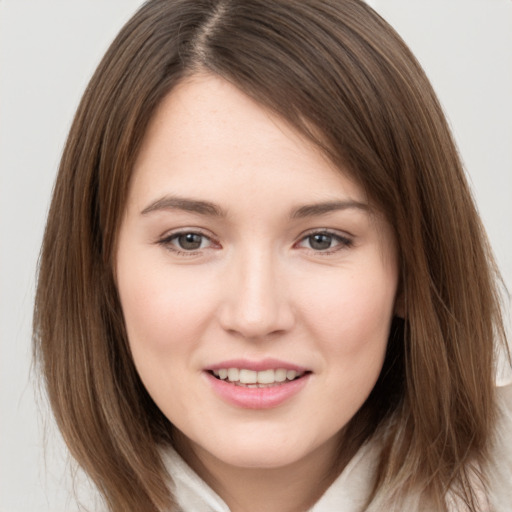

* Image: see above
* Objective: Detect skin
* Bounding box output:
[116,74,400,512]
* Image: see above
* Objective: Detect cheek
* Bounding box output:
[304,269,396,343]
[116,255,216,357]
[298,263,397,389]
[301,272,396,424]
[115,257,218,419]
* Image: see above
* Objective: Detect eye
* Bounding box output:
[158,231,216,253]
[174,233,207,250]
[297,231,353,252]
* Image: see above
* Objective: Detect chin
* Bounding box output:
[209,443,309,470]
[183,422,339,472]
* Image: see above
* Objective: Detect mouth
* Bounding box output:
[207,368,310,388]
[204,362,312,409]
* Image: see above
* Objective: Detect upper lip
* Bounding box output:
[205,358,309,373]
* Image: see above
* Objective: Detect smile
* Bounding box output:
[205,363,311,409]
[210,368,306,387]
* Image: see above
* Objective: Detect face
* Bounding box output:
[116,74,399,475]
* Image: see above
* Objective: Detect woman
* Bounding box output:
[33,0,511,510]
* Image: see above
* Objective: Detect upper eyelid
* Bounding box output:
[158,227,215,241]
[297,227,354,240]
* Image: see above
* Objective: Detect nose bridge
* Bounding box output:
[219,243,293,338]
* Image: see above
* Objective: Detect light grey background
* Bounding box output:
[1,1,511,510]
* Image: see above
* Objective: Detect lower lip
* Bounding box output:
[205,372,311,409]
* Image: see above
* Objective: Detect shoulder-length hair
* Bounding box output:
[33,0,507,510]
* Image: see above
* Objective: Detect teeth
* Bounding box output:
[257,369,275,384]
[286,370,297,380]
[239,369,257,384]
[212,367,305,385]
[275,369,287,382]
[227,368,239,381]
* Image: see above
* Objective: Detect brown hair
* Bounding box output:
[33,0,508,510]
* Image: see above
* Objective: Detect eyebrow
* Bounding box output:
[141,196,227,217]
[140,195,369,219]
[290,200,369,219]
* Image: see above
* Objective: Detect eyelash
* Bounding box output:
[157,229,353,256]
[157,229,218,256]
[295,229,353,255]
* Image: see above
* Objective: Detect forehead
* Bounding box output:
[129,73,368,213]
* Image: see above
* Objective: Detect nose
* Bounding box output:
[218,248,295,339]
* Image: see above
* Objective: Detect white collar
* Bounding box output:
[161,439,379,512]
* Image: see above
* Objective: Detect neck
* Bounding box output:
[174,433,346,512]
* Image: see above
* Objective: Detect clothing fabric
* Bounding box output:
[162,440,377,512]
[161,383,512,512]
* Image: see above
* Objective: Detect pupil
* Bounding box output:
[310,234,332,250]
[178,233,202,250]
